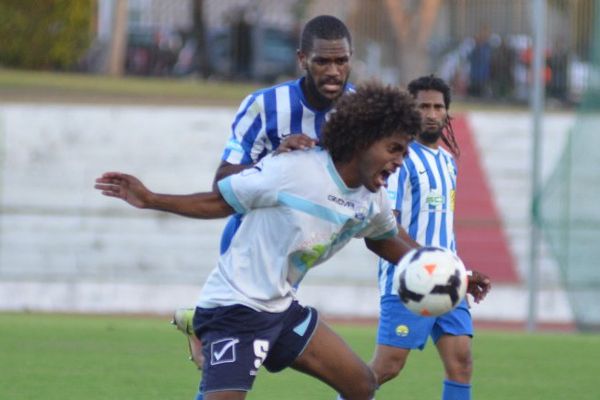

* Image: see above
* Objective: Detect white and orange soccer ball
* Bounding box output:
[397,247,468,317]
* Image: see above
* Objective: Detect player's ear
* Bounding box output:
[297,50,308,70]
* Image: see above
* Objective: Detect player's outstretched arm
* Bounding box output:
[365,233,418,265]
[95,171,234,219]
[212,161,249,191]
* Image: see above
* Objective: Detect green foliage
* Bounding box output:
[1,313,599,400]
[0,0,94,69]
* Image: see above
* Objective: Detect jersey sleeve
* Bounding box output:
[217,154,283,214]
[395,164,409,212]
[358,189,398,240]
[220,93,266,165]
[384,164,409,213]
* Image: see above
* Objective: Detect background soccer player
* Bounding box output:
[213,13,354,253]
[370,75,491,400]
[95,82,422,400]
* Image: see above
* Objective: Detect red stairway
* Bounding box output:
[452,115,520,283]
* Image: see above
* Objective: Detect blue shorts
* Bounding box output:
[192,301,318,393]
[377,295,472,350]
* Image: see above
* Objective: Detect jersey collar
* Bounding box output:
[325,151,361,194]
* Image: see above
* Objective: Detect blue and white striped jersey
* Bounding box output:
[378,141,458,297]
[221,77,353,165]
[219,77,354,254]
[199,148,397,313]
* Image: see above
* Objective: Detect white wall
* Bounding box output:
[0,103,381,316]
[0,104,575,323]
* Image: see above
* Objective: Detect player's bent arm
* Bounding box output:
[364,234,418,264]
[396,224,420,249]
[212,161,251,191]
[145,191,235,219]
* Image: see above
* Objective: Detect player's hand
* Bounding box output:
[94,172,151,209]
[467,270,491,303]
[274,134,317,155]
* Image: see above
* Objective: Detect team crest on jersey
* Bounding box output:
[354,205,368,221]
[210,337,239,365]
[446,160,457,179]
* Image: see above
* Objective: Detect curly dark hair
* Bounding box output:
[407,74,460,158]
[321,82,421,163]
[299,15,352,53]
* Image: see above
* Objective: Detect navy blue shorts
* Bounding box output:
[192,301,318,393]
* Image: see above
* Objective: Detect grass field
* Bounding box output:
[0,68,531,112]
[1,313,598,400]
[0,68,260,106]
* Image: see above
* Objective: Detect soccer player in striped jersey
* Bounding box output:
[95,82,422,400]
[369,75,490,400]
[214,14,354,254]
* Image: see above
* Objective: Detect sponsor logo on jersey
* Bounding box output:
[425,190,445,207]
[327,195,367,220]
[327,194,356,209]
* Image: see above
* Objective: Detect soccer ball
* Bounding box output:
[397,247,468,316]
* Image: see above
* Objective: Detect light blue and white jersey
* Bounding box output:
[198,148,398,313]
[221,77,353,165]
[379,141,458,297]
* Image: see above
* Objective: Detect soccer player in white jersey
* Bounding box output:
[171,15,356,399]
[95,82,422,400]
[370,75,490,400]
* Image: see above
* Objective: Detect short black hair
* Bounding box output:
[299,15,352,53]
[407,74,452,110]
[321,82,421,163]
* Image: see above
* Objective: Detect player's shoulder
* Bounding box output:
[439,146,455,159]
[250,78,300,97]
[254,148,324,186]
[238,78,300,110]
[273,146,325,163]
[262,147,325,172]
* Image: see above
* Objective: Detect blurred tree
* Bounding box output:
[106,0,127,76]
[0,0,94,70]
[192,0,210,78]
[384,0,442,85]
